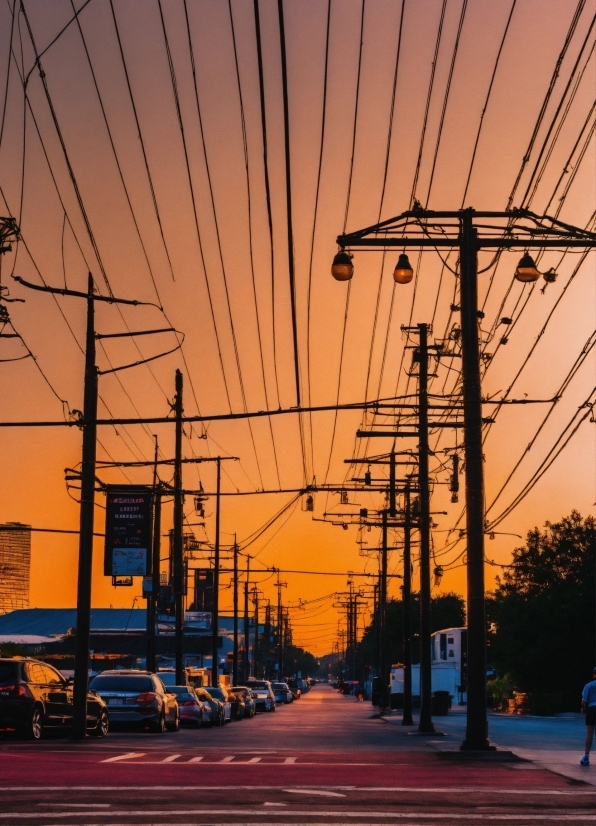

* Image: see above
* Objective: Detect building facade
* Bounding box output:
[0,523,31,613]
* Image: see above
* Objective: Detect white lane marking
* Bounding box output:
[284,757,297,764]
[263,803,287,807]
[0,810,594,820]
[161,755,181,763]
[100,753,144,763]
[219,756,262,764]
[36,805,110,808]
[285,789,346,798]
[188,756,203,763]
[2,785,594,796]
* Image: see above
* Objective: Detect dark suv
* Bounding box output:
[0,657,109,740]
[89,670,179,733]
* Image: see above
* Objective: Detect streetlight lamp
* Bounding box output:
[514,253,540,282]
[393,253,414,284]
[331,206,596,750]
[331,250,354,281]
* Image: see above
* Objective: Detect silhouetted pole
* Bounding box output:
[459,210,489,749]
[232,538,238,686]
[73,274,98,740]
[253,586,259,678]
[417,323,434,733]
[243,555,250,681]
[380,510,388,710]
[173,370,184,685]
[402,481,414,725]
[147,435,160,673]
[211,457,221,685]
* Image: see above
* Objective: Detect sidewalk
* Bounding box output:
[377,708,596,786]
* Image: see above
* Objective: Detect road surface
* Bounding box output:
[0,683,594,824]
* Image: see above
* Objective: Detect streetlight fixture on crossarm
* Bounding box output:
[331,206,596,750]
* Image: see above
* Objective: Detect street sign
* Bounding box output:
[104,486,153,577]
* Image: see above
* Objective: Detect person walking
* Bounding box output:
[580,666,596,766]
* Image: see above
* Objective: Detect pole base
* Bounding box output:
[460,740,495,751]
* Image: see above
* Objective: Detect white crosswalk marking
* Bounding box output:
[161,755,181,763]
[100,753,144,763]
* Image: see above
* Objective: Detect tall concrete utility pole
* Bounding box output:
[402,480,414,726]
[173,370,184,685]
[416,324,434,734]
[73,274,98,739]
[211,457,221,685]
[232,538,238,686]
[243,555,251,681]
[335,205,596,748]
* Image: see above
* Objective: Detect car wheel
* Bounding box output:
[166,712,180,733]
[151,711,166,734]
[25,705,44,740]
[90,708,109,738]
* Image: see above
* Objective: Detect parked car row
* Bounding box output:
[0,657,307,740]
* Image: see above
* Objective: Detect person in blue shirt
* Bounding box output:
[580,667,596,766]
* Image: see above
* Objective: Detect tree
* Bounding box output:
[355,592,465,678]
[487,511,595,711]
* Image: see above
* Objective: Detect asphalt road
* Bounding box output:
[1,683,594,825]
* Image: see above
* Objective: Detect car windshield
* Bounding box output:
[90,675,153,692]
[247,681,269,689]
[0,662,17,685]
[206,687,225,701]
[156,672,177,686]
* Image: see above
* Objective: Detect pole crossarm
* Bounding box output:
[337,207,596,250]
[12,275,157,306]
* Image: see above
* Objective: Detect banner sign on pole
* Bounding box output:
[104,486,152,577]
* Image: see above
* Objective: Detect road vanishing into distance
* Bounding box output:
[1,684,595,825]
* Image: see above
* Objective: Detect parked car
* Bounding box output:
[271,682,292,705]
[89,670,179,733]
[297,678,309,694]
[286,678,301,700]
[167,685,209,727]
[0,657,109,740]
[228,686,256,718]
[195,687,225,726]
[204,686,232,722]
[246,680,275,712]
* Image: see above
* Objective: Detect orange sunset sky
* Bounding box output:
[0,0,594,655]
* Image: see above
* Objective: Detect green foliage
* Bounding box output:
[355,592,465,676]
[486,675,514,711]
[487,511,595,703]
[0,642,29,657]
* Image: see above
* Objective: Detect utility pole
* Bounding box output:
[402,480,414,725]
[73,274,98,740]
[232,537,238,686]
[13,273,153,739]
[243,555,250,681]
[459,210,487,750]
[336,206,596,748]
[416,323,434,733]
[173,370,184,686]
[211,457,221,686]
[379,510,388,710]
[276,571,287,679]
[252,585,259,679]
[146,435,160,673]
